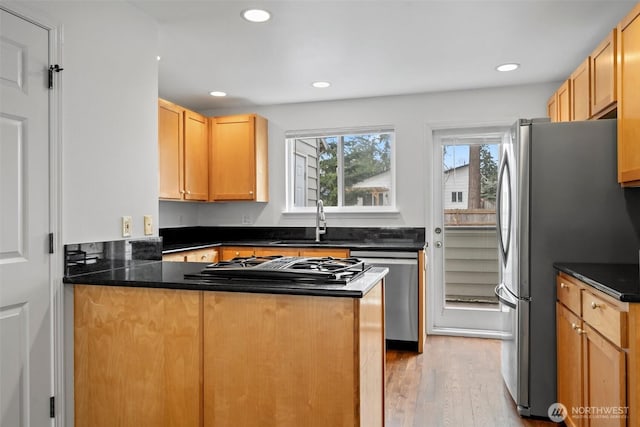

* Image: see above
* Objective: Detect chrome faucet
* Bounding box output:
[315,199,327,242]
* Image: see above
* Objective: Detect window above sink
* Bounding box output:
[285,126,397,214]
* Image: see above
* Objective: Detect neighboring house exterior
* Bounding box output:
[443,163,469,210]
[350,170,391,206]
[293,138,320,207]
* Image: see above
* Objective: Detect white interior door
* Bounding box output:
[0,8,52,426]
[429,126,508,338]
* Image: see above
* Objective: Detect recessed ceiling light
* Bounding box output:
[209,91,227,97]
[312,81,331,88]
[242,9,271,23]
[496,63,520,72]
[156,56,161,61]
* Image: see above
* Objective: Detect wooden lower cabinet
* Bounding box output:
[557,302,584,427]
[300,247,350,258]
[219,246,256,260]
[583,323,627,427]
[253,246,300,257]
[74,285,203,427]
[163,247,218,263]
[556,272,637,427]
[219,245,351,260]
[73,282,384,427]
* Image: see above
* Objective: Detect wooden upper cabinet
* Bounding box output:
[570,58,590,121]
[547,93,558,122]
[159,99,184,199]
[158,99,209,201]
[209,114,268,201]
[556,80,572,122]
[184,110,209,200]
[617,3,640,186]
[591,29,617,118]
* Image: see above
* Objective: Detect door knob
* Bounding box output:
[435,241,442,248]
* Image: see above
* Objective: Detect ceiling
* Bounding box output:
[131,1,635,112]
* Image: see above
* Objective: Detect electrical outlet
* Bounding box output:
[144,215,153,235]
[122,216,132,237]
[241,215,252,225]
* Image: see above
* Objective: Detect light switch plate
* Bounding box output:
[144,215,153,235]
[122,216,132,237]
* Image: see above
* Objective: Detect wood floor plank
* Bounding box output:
[385,335,558,427]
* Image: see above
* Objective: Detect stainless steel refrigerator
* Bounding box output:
[494,118,638,418]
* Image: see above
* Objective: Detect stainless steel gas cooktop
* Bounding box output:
[184,255,371,285]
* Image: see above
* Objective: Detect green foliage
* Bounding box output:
[479,144,498,203]
[318,133,391,206]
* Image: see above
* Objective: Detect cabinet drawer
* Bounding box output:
[582,290,627,348]
[557,274,582,315]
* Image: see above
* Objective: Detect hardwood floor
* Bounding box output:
[385,335,558,427]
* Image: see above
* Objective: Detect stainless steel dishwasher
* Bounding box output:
[351,250,419,347]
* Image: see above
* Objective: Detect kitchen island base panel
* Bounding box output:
[72,280,384,427]
[203,283,384,427]
[74,285,203,427]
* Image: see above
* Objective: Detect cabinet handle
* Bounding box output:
[186,190,191,195]
[201,255,206,260]
[591,301,601,309]
[572,323,587,334]
[560,282,567,289]
[249,191,254,195]
[180,190,186,194]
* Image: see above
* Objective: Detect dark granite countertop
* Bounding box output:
[162,240,424,253]
[63,260,388,298]
[554,263,640,302]
[160,226,427,253]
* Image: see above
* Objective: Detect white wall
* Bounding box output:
[23,1,159,244]
[159,82,556,228]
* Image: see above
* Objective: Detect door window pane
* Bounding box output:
[443,142,500,307]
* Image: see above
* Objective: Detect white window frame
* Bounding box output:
[284,126,397,213]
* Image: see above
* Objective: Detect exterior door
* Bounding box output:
[430,126,508,337]
[0,8,52,426]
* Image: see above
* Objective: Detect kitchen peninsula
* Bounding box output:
[65,259,386,427]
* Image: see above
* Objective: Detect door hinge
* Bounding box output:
[48,64,64,89]
[49,233,54,254]
[49,396,55,418]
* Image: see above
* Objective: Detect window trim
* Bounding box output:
[284,126,397,213]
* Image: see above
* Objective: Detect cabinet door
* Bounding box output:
[159,100,184,199]
[220,247,255,261]
[548,93,558,122]
[571,58,591,121]
[184,110,209,201]
[557,80,572,122]
[583,324,626,427]
[163,252,187,262]
[211,115,257,201]
[617,4,640,185]
[591,30,617,118]
[254,247,300,257]
[185,248,218,263]
[557,303,584,427]
[300,248,350,258]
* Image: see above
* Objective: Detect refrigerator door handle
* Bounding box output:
[496,155,512,267]
[495,284,517,309]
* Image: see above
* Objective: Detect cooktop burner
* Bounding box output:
[184,256,371,285]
